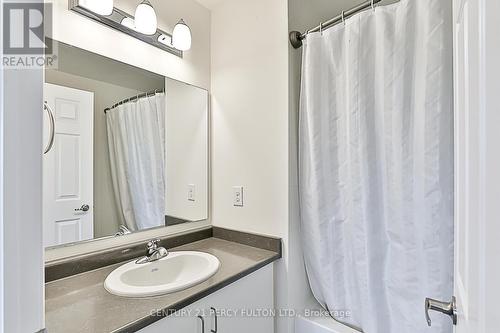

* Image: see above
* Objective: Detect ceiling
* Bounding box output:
[194,0,227,10]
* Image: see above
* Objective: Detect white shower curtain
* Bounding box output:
[299,1,453,332]
[106,93,166,231]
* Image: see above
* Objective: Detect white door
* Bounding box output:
[43,83,94,247]
[452,0,500,332]
[453,0,480,331]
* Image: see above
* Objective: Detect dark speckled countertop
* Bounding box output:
[45,237,281,333]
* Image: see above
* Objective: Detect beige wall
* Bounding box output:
[289,0,399,33]
[165,78,209,222]
[210,0,290,332]
[211,0,289,238]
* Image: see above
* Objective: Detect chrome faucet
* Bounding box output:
[114,225,132,237]
[135,239,169,264]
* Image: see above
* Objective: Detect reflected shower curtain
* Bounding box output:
[299,0,453,332]
[106,93,166,231]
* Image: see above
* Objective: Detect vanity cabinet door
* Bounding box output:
[206,264,274,333]
[138,264,274,333]
[139,316,204,333]
[137,298,209,333]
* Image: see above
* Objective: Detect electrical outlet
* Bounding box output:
[233,186,244,207]
[188,184,196,202]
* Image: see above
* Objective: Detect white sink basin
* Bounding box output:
[104,251,220,297]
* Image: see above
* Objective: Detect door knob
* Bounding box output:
[43,101,55,155]
[75,204,90,212]
[425,296,457,326]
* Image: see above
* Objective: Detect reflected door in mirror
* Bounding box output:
[43,40,209,250]
[43,83,94,247]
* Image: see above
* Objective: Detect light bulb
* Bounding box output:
[172,19,192,51]
[79,0,114,16]
[134,0,157,35]
[121,17,136,30]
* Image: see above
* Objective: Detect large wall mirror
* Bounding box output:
[43,39,208,249]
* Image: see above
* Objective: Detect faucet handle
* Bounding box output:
[146,239,161,251]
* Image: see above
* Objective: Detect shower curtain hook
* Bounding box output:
[371,0,375,11]
[341,11,345,25]
[319,21,323,36]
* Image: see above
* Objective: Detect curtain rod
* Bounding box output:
[289,0,383,49]
[104,89,164,114]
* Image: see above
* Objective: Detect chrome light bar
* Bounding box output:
[69,0,182,58]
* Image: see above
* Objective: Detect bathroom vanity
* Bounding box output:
[44,227,281,333]
[41,18,281,333]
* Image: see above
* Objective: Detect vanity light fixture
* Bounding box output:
[78,0,113,16]
[172,19,192,51]
[69,0,185,57]
[134,0,158,35]
[158,34,172,47]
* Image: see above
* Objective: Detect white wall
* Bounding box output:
[51,0,211,90]
[165,78,209,222]
[1,1,45,331]
[210,0,290,332]
[481,1,500,330]
[3,69,45,333]
[0,4,4,329]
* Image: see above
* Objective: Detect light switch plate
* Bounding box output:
[233,186,244,207]
[188,184,196,202]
